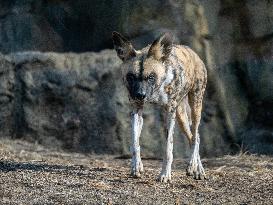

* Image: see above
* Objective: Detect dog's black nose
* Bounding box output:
[135,91,146,100]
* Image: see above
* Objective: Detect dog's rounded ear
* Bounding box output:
[112,31,136,61]
[147,33,173,62]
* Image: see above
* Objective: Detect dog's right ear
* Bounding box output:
[112,31,136,61]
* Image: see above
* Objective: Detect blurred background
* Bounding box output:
[0,0,272,158]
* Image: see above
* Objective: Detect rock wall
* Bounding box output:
[0,0,272,156]
[0,50,232,158]
[207,0,273,154]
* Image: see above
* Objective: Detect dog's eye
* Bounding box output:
[147,73,156,82]
[126,73,135,82]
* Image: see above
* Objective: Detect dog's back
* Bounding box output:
[173,44,207,90]
[158,44,207,109]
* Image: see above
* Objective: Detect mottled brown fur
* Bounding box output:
[112,31,207,181]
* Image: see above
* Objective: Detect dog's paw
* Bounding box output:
[157,172,172,183]
[139,160,144,173]
[131,160,144,178]
[187,161,206,180]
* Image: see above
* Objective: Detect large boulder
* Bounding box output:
[0,50,232,157]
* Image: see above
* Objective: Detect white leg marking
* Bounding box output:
[159,111,176,183]
[187,133,206,179]
[131,109,143,177]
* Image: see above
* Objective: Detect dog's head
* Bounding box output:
[112,31,173,106]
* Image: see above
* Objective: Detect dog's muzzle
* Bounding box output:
[135,90,146,100]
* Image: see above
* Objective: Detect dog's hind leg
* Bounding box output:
[187,78,207,180]
[176,96,193,146]
[130,108,144,177]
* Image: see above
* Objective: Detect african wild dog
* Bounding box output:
[112,31,207,182]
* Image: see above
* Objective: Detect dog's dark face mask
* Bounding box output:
[125,71,156,103]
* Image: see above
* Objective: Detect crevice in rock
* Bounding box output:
[12,64,26,138]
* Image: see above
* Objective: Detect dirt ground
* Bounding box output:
[0,139,273,205]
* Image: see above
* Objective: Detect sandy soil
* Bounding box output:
[0,139,273,205]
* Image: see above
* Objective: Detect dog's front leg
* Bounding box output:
[158,110,176,183]
[130,108,144,177]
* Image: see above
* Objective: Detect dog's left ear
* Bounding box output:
[148,33,173,62]
[112,31,136,61]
